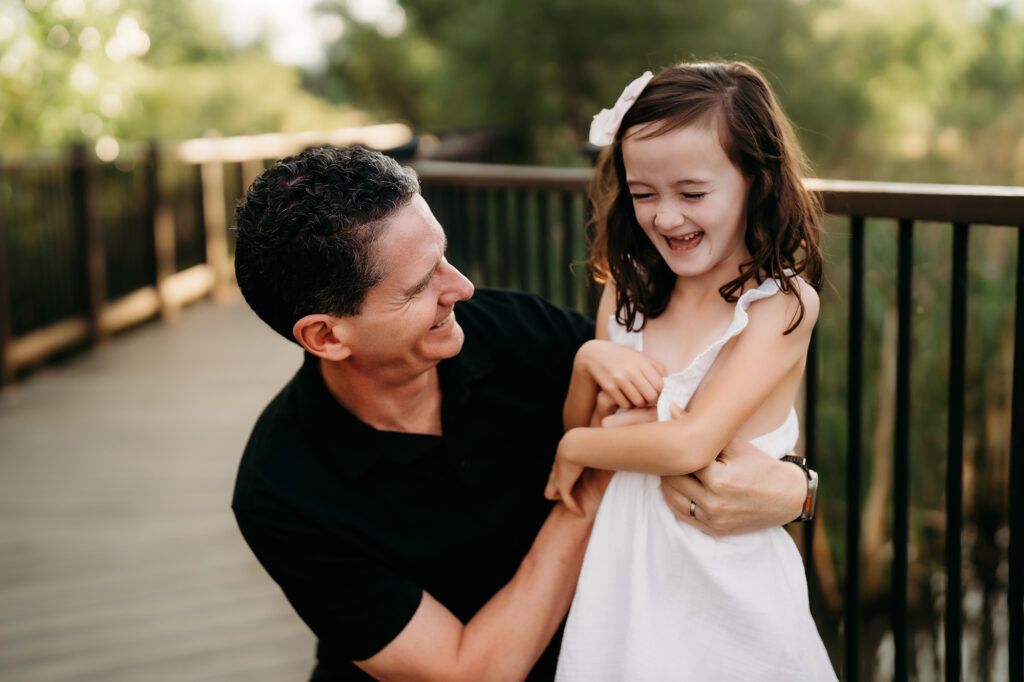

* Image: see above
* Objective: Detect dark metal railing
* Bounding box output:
[0,147,1021,680]
[894,219,913,678]
[411,161,1024,682]
[1011,233,1024,682]
[946,223,968,682]
[845,215,865,682]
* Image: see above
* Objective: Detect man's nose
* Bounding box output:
[439,261,474,304]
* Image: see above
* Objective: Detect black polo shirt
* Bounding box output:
[233,289,594,681]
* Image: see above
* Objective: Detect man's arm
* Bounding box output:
[356,470,610,682]
[597,400,808,537]
[660,438,807,536]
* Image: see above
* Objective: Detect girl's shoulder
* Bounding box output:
[743,273,819,337]
[776,272,819,308]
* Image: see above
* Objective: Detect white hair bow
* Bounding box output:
[588,71,654,147]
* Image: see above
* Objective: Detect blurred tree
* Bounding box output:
[310,0,868,164]
[792,0,1024,183]
[0,0,147,155]
[0,0,362,156]
[313,0,839,161]
[311,0,1024,180]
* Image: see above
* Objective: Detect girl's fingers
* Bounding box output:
[562,487,584,516]
[609,388,632,410]
[605,374,659,408]
[668,403,688,419]
[622,384,645,408]
[639,379,661,405]
[644,366,666,391]
[544,480,559,500]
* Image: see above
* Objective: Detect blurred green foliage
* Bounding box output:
[4,0,1022,183]
[0,0,366,156]
[311,0,1024,182]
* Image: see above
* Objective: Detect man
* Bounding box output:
[231,146,812,681]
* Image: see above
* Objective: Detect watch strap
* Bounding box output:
[781,455,817,522]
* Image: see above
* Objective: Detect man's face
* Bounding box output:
[343,194,475,375]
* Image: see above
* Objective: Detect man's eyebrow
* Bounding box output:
[402,234,448,297]
[404,263,437,297]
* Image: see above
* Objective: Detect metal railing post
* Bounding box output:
[893,219,914,680]
[199,160,232,299]
[70,143,106,346]
[845,215,865,682]
[147,143,179,320]
[945,223,968,681]
[0,168,11,385]
[804,330,818,582]
[1009,226,1024,682]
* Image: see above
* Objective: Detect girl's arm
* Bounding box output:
[553,282,819,497]
[562,359,602,432]
[562,285,664,431]
[548,285,663,514]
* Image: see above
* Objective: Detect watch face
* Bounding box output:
[802,469,819,521]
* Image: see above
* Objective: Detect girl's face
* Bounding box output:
[622,120,751,284]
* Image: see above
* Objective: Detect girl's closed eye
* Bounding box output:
[682,192,706,200]
[631,193,654,201]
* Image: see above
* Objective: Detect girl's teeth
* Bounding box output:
[667,232,701,245]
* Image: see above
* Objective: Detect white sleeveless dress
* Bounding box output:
[555,278,837,681]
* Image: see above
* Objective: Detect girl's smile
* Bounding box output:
[665,231,703,252]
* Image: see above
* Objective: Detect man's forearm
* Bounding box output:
[455,502,595,680]
[563,363,600,431]
[359,491,600,682]
[760,455,808,526]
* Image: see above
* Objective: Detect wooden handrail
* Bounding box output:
[2,153,1022,385]
[412,160,1024,227]
[805,178,1024,226]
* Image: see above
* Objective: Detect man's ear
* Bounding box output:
[292,314,352,361]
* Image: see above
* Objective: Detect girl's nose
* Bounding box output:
[654,208,686,231]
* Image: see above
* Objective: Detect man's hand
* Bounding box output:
[660,407,806,536]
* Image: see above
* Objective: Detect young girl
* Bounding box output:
[544,62,838,680]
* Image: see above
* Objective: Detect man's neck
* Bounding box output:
[319,358,444,435]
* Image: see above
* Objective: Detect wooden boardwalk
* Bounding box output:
[0,297,317,681]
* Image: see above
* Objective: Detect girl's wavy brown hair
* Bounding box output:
[589,61,822,334]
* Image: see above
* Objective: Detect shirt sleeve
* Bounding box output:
[233,490,423,662]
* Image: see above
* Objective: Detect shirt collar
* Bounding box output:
[293,342,496,479]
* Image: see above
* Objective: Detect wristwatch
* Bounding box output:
[781,455,818,523]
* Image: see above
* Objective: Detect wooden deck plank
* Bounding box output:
[0,298,317,681]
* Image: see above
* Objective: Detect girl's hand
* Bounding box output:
[544,451,586,516]
[575,339,666,410]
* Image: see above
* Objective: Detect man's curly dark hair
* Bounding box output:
[233,145,420,342]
